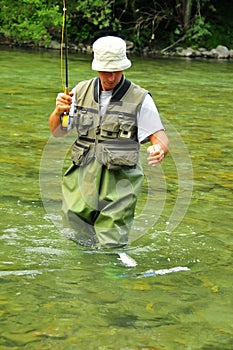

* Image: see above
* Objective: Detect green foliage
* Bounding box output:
[188,16,211,45]
[0,0,62,46]
[0,0,232,50]
[76,0,111,29]
[180,16,212,48]
[69,0,121,43]
[205,0,233,48]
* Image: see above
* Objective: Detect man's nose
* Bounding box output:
[108,73,115,81]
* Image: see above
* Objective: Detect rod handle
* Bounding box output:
[61,87,70,129]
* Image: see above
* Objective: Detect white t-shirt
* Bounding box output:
[68,89,164,143]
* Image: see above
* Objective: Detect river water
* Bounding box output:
[0,47,232,349]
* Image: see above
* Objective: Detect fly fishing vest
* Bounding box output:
[71,76,148,170]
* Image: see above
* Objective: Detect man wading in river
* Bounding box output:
[49,36,169,248]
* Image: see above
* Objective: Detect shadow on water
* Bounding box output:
[0,47,232,349]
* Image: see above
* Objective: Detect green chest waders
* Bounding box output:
[62,159,144,247]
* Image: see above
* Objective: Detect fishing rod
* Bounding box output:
[64,0,69,95]
[61,0,69,128]
[61,0,69,94]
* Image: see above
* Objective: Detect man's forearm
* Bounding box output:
[49,110,67,137]
[149,130,169,155]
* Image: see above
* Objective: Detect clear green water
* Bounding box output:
[0,47,232,350]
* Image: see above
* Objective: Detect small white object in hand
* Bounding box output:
[149,144,161,155]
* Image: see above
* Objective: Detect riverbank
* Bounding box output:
[47,40,233,60]
[144,45,233,59]
[1,37,233,60]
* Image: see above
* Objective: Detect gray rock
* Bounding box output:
[200,50,213,58]
[214,45,229,58]
[178,47,195,57]
[49,40,60,50]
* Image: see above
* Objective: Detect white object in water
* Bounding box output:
[118,252,137,267]
[140,266,190,277]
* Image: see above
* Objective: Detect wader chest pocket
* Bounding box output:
[96,141,139,170]
[71,141,89,166]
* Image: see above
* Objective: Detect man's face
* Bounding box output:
[98,71,123,91]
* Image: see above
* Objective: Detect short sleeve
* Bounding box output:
[137,94,164,143]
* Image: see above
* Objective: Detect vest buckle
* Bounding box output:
[119,130,132,138]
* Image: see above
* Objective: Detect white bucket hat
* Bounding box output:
[92,36,132,72]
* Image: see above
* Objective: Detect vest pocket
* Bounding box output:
[96,140,139,170]
[100,116,120,139]
[77,113,93,136]
[119,114,137,138]
[71,141,90,166]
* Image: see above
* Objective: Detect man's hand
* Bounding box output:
[147,144,165,167]
[55,92,73,115]
[147,130,169,166]
[49,92,73,137]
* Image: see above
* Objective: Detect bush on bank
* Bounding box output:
[0,0,232,57]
